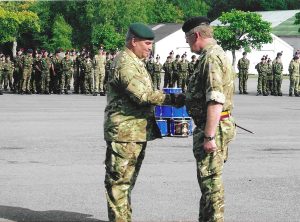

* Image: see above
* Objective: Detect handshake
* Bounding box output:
[170,93,186,108]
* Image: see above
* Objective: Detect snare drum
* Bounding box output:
[172,106,189,118]
[156,119,168,136]
[170,119,193,137]
[155,105,172,118]
[163,88,182,94]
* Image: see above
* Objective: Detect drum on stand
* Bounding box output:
[163,88,182,94]
[156,119,168,137]
[170,118,193,137]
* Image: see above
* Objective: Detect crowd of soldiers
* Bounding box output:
[0,46,117,96]
[145,50,197,92]
[238,51,300,96]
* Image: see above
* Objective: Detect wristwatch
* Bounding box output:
[204,135,215,141]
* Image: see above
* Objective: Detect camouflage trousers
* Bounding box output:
[94,68,105,93]
[289,75,299,95]
[193,117,236,222]
[13,69,22,93]
[273,75,283,95]
[266,75,273,94]
[261,75,267,94]
[238,70,248,93]
[61,71,72,92]
[84,72,93,93]
[152,72,161,90]
[21,68,32,92]
[163,71,173,88]
[41,71,50,93]
[3,71,13,91]
[0,71,3,91]
[257,73,262,93]
[178,72,188,92]
[105,141,146,222]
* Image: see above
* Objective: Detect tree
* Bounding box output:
[214,9,273,66]
[0,2,40,55]
[50,15,73,51]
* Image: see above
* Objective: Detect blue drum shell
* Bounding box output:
[171,106,189,118]
[156,119,168,136]
[155,105,173,118]
[163,88,182,94]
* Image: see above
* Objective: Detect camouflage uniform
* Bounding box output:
[187,59,196,86]
[178,59,189,92]
[172,58,180,87]
[266,61,273,95]
[104,48,172,222]
[255,61,263,95]
[146,60,155,88]
[288,58,300,96]
[272,59,283,96]
[33,56,42,93]
[73,55,82,94]
[21,54,33,93]
[185,42,236,222]
[104,57,113,93]
[81,58,93,94]
[13,54,23,93]
[260,62,269,96]
[51,56,62,94]
[3,59,14,91]
[61,57,73,94]
[93,54,106,94]
[30,56,39,93]
[153,61,162,89]
[40,57,51,94]
[162,60,173,87]
[237,57,250,94]
[0,57,4,94]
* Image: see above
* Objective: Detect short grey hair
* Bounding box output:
[125,30,136,47]
[186,24,213,38]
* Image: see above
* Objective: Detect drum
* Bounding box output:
[155,105,172,118]
[170,118,193,137]
[156,119,168,136]
[171,106,189,118]
[163,88,182,94]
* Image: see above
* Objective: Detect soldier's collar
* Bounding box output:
[125,48,145,66]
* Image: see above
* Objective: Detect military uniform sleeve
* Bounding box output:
[205,55,225,104]
[118,65,171,106]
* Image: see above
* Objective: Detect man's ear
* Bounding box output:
[131,38,137,47]
[194,32,201,40]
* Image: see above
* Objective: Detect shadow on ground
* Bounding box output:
[0,205,108,222]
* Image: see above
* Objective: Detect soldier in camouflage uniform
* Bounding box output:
[237,52,250,94]
[146,56,155,87]
[40,51,52,94]
[3,55,14,91]
[260,57,269,96]
[93,47,106,96]
[13,49,23,93]
[172,54,181,87]
[21,49,34,94]
[0,54,4,95]
[187,55,197,86]
[81,55,93,94]
[255,57,265,96]
[61,52,73,94]
[153,55,162,89]
[272,53,283,96]
[104,23,181,222]
[162,56,173,88]
[266,58,273,95]
[73,52,82,94]
[51,51,62,94]
[33,51,42,94]
[182,17,236,222]
[103,52,113,94]
[178,54,189,92]
[288,55,300,96]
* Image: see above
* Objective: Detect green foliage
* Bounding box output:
[214,10,273,64]
[170,0,209,19]
[0,2,40,44]
[50,15,73,51]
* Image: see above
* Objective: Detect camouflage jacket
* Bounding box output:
[162,62,173,74]
[188,61,196,75]
[52,57,62,74]
[154,62,162,72]
[61,58,74,72]
[186,41,235,127]
[14,55,23,71]
[104,48,171,142]
[289,60,300,77]
[146,61,155,74]
[272,61,283,75]
[22,55,33,70]
[237,58,250,70]
[260,63,269,76]
[93,54,106,69]
[41,57,52,72]
[172,60,180,73]
[178,60,188,72]
[82,59,93,74]
[3,61,14,73]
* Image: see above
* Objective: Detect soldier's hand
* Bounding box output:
[172,93,186,108]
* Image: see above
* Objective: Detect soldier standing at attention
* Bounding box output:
[33,51,42,94]
[260,56,269,96]
[40,51,52,94]
[146,55,155,87]
[178,54,189,92]
[266,58,273,95]
[172,54,180,87]
[237,52,250,94]
[0,54,4,95]
[61,52,73,94]
[182,16,236,222]
[13,49,23,94]
[3,55,14,92]
[162,56,173,88]
[153,55,162,89]
[21,49,34,94]
[51,51,63,94]
[82,55,93,94]
[288,54,300,96]
[187,54,197,86]
[272,53,283,96]
[93,46,106,96]
[255,57,264,96]
[104,22,183,222]
[103,52,113,94]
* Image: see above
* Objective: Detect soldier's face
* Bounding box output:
[132,38,153,59]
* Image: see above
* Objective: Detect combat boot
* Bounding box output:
[93,92,98,96]
[278,92,282,96]
[0,90,3,95]
[289,93,293,97]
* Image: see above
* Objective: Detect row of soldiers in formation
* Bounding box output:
[238,51,300,96]
[0,47,117,96]
[145,51,197,92]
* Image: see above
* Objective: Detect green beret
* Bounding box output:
[182,16,211,33]
[129,22,155,40]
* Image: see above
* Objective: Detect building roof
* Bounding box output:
[150,23,182,42]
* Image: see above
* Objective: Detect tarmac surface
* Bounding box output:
[0,78,300,222]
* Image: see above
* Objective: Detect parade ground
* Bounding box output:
[0,78,300,222]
